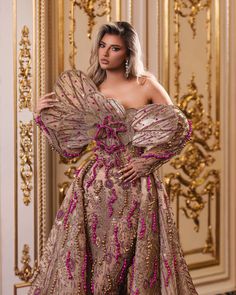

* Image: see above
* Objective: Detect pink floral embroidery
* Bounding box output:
[66,251,73,280]
[63,191,78,229]
[149,257,158,287]
[91,213,98,244]
[141,119,193,161]
[86,154,99,188]
[107,188,118,217]
[62,151,81,158]
[114,225,121,261]
[151,212,158,233]
[34,115,49,135]
[127,200,138,228]
[81,253,88,291]
[164,257,172,287]
[138,217,146,239]
[147,175,152,192]
[118,258,127,283]
[93,115,127,154]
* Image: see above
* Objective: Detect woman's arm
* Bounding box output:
[118,80,192,183]
[144,77,173,106]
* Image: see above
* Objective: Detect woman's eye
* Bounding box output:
[112,47,120,51]
[99,43,105,48]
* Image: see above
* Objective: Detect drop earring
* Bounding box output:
[125,58,129,78]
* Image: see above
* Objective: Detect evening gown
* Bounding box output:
[28,69,198,294]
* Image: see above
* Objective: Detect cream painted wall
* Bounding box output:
[0,1,235,294]
[0,1,15,294]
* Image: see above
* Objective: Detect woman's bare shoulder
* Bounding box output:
[140,75,173,105]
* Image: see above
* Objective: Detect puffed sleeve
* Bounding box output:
[131,103,192,172]
[34,113,89,159]
[33,69,98,159]
[33,69,128,159]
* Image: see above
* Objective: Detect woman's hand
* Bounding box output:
[118,157,155,183]
[34,92,58,116]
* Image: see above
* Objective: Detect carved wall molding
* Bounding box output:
[19,120,33,206]
[13,0,48,289]
[69,0,111,68]
[162,0,221,270]
[174,0,210,38]
[18,25,32,111]
[14,244,38,283]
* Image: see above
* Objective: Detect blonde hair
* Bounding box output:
[87,21,156,86]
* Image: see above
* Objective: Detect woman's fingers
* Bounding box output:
[37,102,55,112]
[42,91,55,98]
[118,164,133,174]
[123,171,137,183]
[40,97,58,103]
[130,175,139,183]
[119,168,136,181]
[40,100,57,106]
[39,92,56,102]
[119,168,134,179]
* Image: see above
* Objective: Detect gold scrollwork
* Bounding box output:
[58,155,84,204]
[74,0,111,38]
[165,0,220,262]
[165,76,220,256]
[69,0,111,68]
[174,0,211,38]
[18,25,32,110]
[15,244,38,282]
[20,121,33,206]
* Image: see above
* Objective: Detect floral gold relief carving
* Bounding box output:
[69,0,111,68]
[74,0,111,38]
[58,156,81,204]
[19,121,33,206]
[165,0,220,265]
[15,244,38,282]
[165,75,220,257]
[174,0,211,38]
[18,25,32,110]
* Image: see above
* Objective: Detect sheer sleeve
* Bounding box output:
[34,69,128,159]
[34,113,88,159]
[131,103,192,173]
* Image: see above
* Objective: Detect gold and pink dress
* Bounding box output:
[28,70,198,294]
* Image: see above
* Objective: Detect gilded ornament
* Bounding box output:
[174,0,211,38]
[69,0,111,68]
[18,25,32,110]
[15,244,38,282]
[165,1,220,264]
[19,121,33,206]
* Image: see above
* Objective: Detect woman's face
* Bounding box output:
[98,33,128,70]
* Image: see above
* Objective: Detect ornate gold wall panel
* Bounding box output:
[19,120,33,206]
[161,0,220,270]
[10,0,236,293]
[13,0,48,291]
[19,25,32,111]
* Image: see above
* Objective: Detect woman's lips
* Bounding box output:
[101,59,109,64]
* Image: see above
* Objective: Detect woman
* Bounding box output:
[28,21,198,294]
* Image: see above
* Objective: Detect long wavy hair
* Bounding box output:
[87,21,156,86]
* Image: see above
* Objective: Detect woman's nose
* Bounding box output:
[104,48,109,56]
